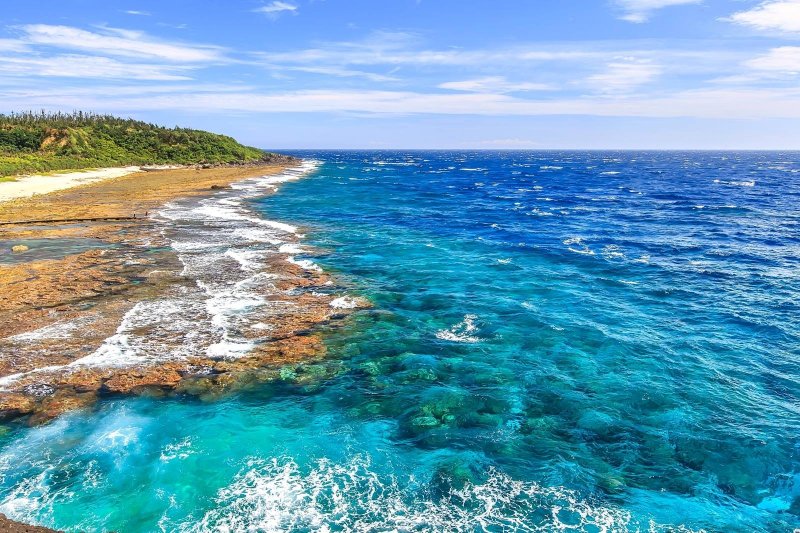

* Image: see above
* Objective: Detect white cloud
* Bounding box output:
[254,1,298,16]
[0,22,787,123]
[727,1,800,34]
[439,77,553,93]
[0,39,28,52]
[123,10,151,16]
[4,86,800,120]
[616,0,702,23]
[586,59,661,92]
[745,46,800,73]
[18,24,224,62]
[0,54,191,80]
[0,24,229,81]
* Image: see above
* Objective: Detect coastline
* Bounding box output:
[0,158,366,424]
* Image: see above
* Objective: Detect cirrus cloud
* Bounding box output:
[17,24,225,62]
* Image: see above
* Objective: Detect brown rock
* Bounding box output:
[102,365,184,394]
[30,391,95,425]
[56,369,109,393]
[0,393,36,419]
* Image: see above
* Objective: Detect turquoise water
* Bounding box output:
[1,151,799,531]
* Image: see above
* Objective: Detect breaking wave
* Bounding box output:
[182,456,652,533]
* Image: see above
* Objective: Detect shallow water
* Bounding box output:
[0,237,114,264]
[1,151,799,531]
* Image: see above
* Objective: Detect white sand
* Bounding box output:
[0,166,142,203]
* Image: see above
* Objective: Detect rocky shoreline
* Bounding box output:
[0,513,58,532]
[0,161,367,425]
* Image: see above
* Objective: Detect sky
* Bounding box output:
[1,0,799,149]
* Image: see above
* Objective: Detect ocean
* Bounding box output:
[1,150,798,531]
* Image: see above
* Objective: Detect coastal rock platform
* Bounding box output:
[0,161,367,424]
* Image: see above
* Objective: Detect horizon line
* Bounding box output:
[265,147,800,152]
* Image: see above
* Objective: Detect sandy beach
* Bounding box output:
[0,161,364,424]
[0,167,142,203]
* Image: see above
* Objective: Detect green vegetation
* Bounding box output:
[0,111,273,177]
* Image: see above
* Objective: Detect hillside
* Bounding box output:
[0,111,278,178]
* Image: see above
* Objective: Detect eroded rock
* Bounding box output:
[0,393,36,419]
[103,364,184,394]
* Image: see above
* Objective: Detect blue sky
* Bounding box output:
[1,0,799,149]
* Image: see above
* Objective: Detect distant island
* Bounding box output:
[0,111,281,179]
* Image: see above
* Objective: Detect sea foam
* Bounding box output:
[180,456,654,533]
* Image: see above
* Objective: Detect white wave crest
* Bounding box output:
[287,257,322,272]
[435,314,483,343]
[563,237,594,256]
[329,296,368,309]
[713,179,755,187]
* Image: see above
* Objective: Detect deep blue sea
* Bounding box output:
[1,151,799,531]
